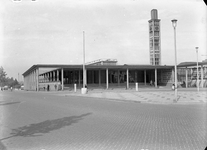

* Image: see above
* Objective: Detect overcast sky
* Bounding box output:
[0,0,206,80]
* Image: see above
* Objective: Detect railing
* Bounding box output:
[86,59,117,65]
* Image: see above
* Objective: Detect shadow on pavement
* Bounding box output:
[0,101,21,106]
[0,113,92,141]
[0,141,7,150]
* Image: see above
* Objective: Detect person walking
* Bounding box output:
[150,80,153,86]
[54,84,57,91]
[172,84,175,90]
[47,85,50,91]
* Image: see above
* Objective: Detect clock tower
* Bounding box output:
[148,9,161,65]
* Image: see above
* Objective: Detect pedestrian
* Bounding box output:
[10,86,13,91]
[85,84,88,93]
[150,80,153,86]
[172,84,175,90]
[58,84,60,91]
[54,84,57,91]
[181,81,186,87]
[47,85,50,91]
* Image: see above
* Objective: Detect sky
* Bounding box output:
[0,0,206,80]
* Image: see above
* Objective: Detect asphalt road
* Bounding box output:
[0,91,206,150]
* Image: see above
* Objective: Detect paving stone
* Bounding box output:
[10,89,205,149]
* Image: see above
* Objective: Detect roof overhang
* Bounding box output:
[178,62,207,68]
[23,64,174,76]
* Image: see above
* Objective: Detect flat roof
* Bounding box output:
[22,61,207,77]
[22,64,174,76]
[177,61,207,67]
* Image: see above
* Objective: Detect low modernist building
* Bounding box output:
[23,59,176,91]
[22,59,207,91]
[177,61,207,88]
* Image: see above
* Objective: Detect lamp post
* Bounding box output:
[196,47,199,92]
[171,19,178,102]
[81,31,87,94]
[83,31,86,88]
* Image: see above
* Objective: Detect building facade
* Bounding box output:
[22,61,207,91]
[22,60,175,91]
[177,62,207,88]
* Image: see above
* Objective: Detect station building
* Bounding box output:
[176,61,207,88]
[23,59,173,91]
[22,59,207,91]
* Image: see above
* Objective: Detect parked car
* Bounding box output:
[20,86,24,90]
[3,86,8,90]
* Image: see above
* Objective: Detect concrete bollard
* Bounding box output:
[136,82,138,91]
[74,84,77,92]
[81,88,87,94]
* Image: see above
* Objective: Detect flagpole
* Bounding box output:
[83,31,85,88]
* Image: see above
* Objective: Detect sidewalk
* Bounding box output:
[57,87,207,104]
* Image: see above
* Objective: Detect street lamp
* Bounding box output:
[196,47,199,92]
[171,19,178,102]
[81,31,87,94]
[83,31,86,88]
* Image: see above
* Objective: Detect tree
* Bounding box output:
[0,67,20,88]
[0,66,7,86]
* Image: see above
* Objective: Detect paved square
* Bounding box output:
[0,90,206,150]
